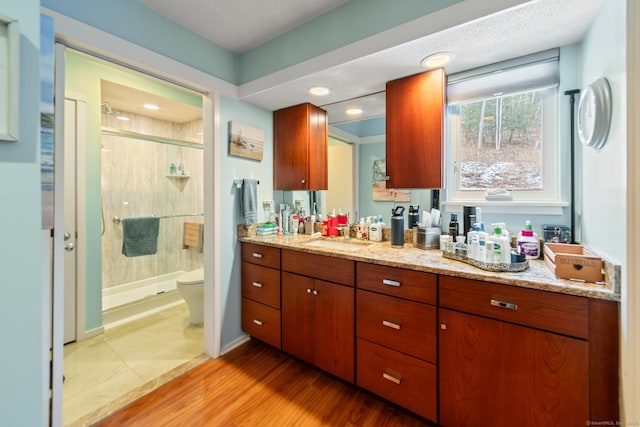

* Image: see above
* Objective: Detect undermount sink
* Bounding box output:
[303,238,373,252]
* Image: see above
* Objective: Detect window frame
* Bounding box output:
[443,58,568,215]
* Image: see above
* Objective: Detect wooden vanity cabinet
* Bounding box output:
[240,243,281,348]
[281,249,355,383]
[355,263,438,422]
[273,103,328,190]
[438,276,619,426]
[386,68,444,189]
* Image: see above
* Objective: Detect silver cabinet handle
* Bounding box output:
[252,282,263,288]
[382,371,401,385]
[307,288,312,294]
[252,252,263,259]
[440,323,447,330]
[490,299,518,311]
[64,243,75,252]
[312,289,319,296]
[382,279,400,287]
[252,319,263,326]
[382,320,401,330]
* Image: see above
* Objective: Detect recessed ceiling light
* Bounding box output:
[143,103,160,110]
[346,107,363,116]
[420,52,455,69]
[116,115,130,121]
[309,86,330,96]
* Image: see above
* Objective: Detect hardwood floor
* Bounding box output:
[94,339,432,426]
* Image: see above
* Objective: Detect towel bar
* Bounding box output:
[113,213,204,224]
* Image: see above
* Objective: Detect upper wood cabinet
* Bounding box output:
[273,103,328,190]
[386,68,445,189]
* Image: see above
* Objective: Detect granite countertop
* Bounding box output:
[239,228,620,302]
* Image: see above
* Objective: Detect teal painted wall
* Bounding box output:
[41,0,239,84]
[218,95,273,347]
[238,0,463,83]
[0,1,47,425]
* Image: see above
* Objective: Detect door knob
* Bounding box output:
[64,232,71,241]
[64,243,75,252]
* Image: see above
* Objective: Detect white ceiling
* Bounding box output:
[137,0,603,123]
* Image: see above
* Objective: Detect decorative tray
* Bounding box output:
[442,251,529,272]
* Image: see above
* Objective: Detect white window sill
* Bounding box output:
[441,200,569,215]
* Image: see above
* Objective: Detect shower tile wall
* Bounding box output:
[102,112,203,289]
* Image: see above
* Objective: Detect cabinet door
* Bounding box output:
[439,308,589,427]
[274,104,310,190]
[314,280,354,383]
[281,272,315,364]
[386,68,444,189]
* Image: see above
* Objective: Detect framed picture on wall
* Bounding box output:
[371,159,411,202]
[228,121,264,161]
[0,14,20,142]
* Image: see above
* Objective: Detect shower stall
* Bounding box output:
[100,80,204,324]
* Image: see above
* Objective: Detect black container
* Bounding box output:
[408,204,420,229]
[391,206,405,247]
[463,206,477,239]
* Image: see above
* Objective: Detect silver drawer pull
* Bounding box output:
[490,299,518,311]
[382,371,402,385]
[382,320,401,330]
[252,282,263,288]
[382,279,400,287]
[252,252,263,259]
[252,319,264,326]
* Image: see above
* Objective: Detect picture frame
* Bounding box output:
[0,15,19,142]
[228,121,264,161]
[371,159,411,202]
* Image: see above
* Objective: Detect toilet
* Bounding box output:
[176,268,204,324]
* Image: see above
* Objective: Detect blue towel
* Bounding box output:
[121,216,160,257]
[242,179,258,225]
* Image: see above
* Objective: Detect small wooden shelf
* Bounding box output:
[165,174,190,179]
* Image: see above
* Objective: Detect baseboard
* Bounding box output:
[76,325,104,342]
[220,335,251,356]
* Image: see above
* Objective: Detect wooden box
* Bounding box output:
[543,243,603,283]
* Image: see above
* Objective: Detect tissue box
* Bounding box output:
[414,227,440,249]
[543,243,603,283]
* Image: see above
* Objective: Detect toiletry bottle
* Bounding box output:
[448,213,459,238]
[357,218,365,239]
[455,234,467,256]
[369,217,382,242]
[489,224,510,263]
[176,160,183,175]
[477,235,487,262]
[440,234,451,252]
[169,163,176,175]
[517,220,540,259]
[467,223,488,261]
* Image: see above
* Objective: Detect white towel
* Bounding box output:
[242,179,258,225]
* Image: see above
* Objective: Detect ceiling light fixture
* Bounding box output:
[346,107,363,116]
[309,86,330,96]
[116,115,130,121]
[420,52,455,69]
[143,103,160,110]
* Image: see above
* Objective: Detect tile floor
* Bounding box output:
[62,303,205,427]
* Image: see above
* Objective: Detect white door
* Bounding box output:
[62,97,85,343]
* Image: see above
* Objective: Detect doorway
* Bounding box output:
[57,48,208,426]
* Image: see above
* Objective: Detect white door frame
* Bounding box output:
[46,8,225,427]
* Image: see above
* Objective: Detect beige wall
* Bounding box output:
[101,112,204,288]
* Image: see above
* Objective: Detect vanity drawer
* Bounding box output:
[439,276,589,339]
[356,262,436,304]
[282,249,354,286]
[241,262,280,309]
[242,243,281,269]
[357,338,437,422]
[241,297,281,349]
[357,289,436,362]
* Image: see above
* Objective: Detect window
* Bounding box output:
[445,52,563,210]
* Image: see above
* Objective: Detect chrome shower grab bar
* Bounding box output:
[112,213,204,224]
